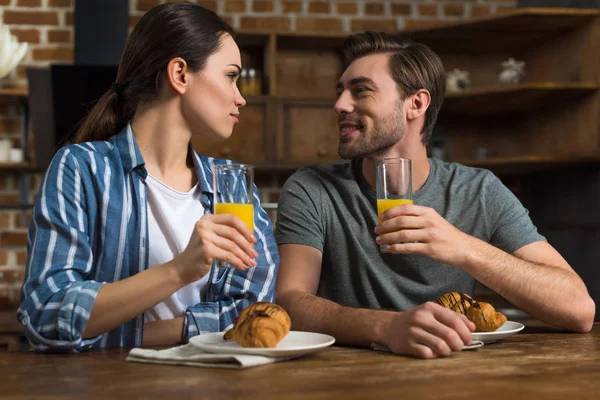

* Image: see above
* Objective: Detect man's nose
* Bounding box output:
[334,91,354,115]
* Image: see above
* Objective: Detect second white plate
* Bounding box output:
[472,321,525,344]
[189,331,335,359]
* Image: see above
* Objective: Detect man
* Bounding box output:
[274,32,595,359]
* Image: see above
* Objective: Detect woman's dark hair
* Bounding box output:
[72,2,234,144]
[343,32,446,145]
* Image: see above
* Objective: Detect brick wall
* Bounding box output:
[0,0,517,298]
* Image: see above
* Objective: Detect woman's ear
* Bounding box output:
[166,57,188,95]
[406,89,431,121]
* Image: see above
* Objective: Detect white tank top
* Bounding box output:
[143,174,208,323]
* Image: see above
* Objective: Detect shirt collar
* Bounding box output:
[112,123,217,197]
[112,123,147,178]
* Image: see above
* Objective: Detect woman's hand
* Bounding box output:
[170,214,258,285]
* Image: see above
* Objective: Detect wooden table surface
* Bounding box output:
[1,322,599,399]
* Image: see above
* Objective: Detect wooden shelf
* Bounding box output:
[0,87,28,105]
[0,162,38,173]
[254,155,600,177]
[454,154,600,174]
[441,82,599,116]
[255,164,303,174]
[406,7,600,53]
[254,83,597,115]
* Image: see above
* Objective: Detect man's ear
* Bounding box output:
[166,57,189,95]
[406,89,431,121]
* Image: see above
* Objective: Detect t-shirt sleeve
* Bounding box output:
[274,169,324,251]
[485,173,546,253]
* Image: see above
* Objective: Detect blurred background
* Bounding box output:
[0,0,598,350]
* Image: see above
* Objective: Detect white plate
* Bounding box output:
[189,331,335,359]
[472,321,524,344]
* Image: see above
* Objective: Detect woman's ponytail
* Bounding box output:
[71,84,133,144]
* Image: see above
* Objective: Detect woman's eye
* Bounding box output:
[227,73,239,81]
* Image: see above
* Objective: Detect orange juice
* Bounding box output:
[377,199,413,223]
[215,203,254,233]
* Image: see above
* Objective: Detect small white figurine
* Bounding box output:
[499,58,526,85]
[446,68,471,92]
[0,23,29,80]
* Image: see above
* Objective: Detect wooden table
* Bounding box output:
[1,323,599,399]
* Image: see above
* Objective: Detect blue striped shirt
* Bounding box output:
[17,125,279,351]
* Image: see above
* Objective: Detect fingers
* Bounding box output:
[194,215,259,271]
[414,304,471,351]
[197,214,258,256]
[376,215,425,234]
[213,244,253,271]
[381,241,428,255]
[380,204,428,221]
[376,228,427,247]
[396,303,474,359]
[429,306,474,349]
[436,307,477,336]
[211,213,256,242]
[407,327,453,358]
[211,223,258,259]
[211,234,257,270]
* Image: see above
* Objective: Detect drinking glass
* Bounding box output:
[213,164,254,268]
[376,158,413,253]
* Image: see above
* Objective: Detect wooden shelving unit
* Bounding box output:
[443,83,599,116]
[5,9,600,177]
[190,8,600,176]
[0,87,28,104]
[404,7,600,53]
[0,162,38,172]
[422,8,600,171]
[456,154,600,174]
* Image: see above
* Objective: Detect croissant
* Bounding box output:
[223,302,291,348]
[434,292,475,314]
[466,301,507,332]
[434,292,507,332]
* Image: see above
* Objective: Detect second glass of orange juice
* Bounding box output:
[213,164,254,267]
[376,158,413,253]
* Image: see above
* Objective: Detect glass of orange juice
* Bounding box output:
[376,158,412,253]
[213,164,254,268]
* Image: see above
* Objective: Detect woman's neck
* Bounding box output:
[131,99,197,190]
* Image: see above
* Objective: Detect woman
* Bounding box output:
[18,3,279,351]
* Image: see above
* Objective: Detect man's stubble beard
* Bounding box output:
[338,102,405,162]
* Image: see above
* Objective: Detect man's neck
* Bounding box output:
[361,149,431,194]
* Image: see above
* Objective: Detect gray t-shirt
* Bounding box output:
[275,157,545,311]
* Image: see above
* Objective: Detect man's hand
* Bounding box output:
[381,302,476,359]
[375,204,472,267]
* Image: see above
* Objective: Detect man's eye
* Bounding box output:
[353,86,368,95]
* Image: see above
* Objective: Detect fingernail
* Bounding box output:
[375,236,381,244]
[250,234,257,242]
[252,250,258,258]
[374,226,380,234]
